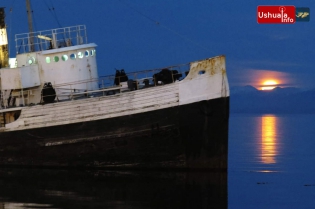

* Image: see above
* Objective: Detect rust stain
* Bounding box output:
[186,55,225,80]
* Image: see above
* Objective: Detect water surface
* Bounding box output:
[0,169,226,209]
[1,114,315,208]
[229,114,315,209]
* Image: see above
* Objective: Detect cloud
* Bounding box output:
[229,68,295,89]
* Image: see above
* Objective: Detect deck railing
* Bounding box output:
[15,25,87,54]
[54,63,189,100]
[0,62,190,109]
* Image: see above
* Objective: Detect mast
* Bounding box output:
[0,7,8,68]
[26,0,34,52]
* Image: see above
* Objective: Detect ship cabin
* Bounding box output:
[0,25,99,127]
[0,25,187,129]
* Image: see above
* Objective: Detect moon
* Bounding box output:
[261,80,278,90]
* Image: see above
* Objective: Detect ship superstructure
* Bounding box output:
[0,4,229,171]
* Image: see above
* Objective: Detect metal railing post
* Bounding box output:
[102,79,104,96]
[70,84,73,100]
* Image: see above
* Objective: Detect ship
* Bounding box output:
[0,2,229,170]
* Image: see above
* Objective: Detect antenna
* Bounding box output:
[26,0,34,52]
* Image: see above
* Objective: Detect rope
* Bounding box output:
[118,0,212,53]
[44,0,62,28]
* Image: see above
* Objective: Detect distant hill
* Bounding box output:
[230,86,315,114]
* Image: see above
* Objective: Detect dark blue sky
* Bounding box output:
[2,0,315,89]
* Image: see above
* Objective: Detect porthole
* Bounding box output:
[70,53,76,60]
[85,50,89,57]
[54,56,59,62]
[62,55,68,61]
[90,49,96,56]
[78,51,84,58]
[27,57,35,65]
[198,70,205,75]
[46,57,51,63]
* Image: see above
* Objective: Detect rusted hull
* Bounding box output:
[0,97,229,171]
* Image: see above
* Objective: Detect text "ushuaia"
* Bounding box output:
[257,6,296,24]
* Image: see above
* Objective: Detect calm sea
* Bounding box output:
[229,114,315,209]
[0,114,314,209]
